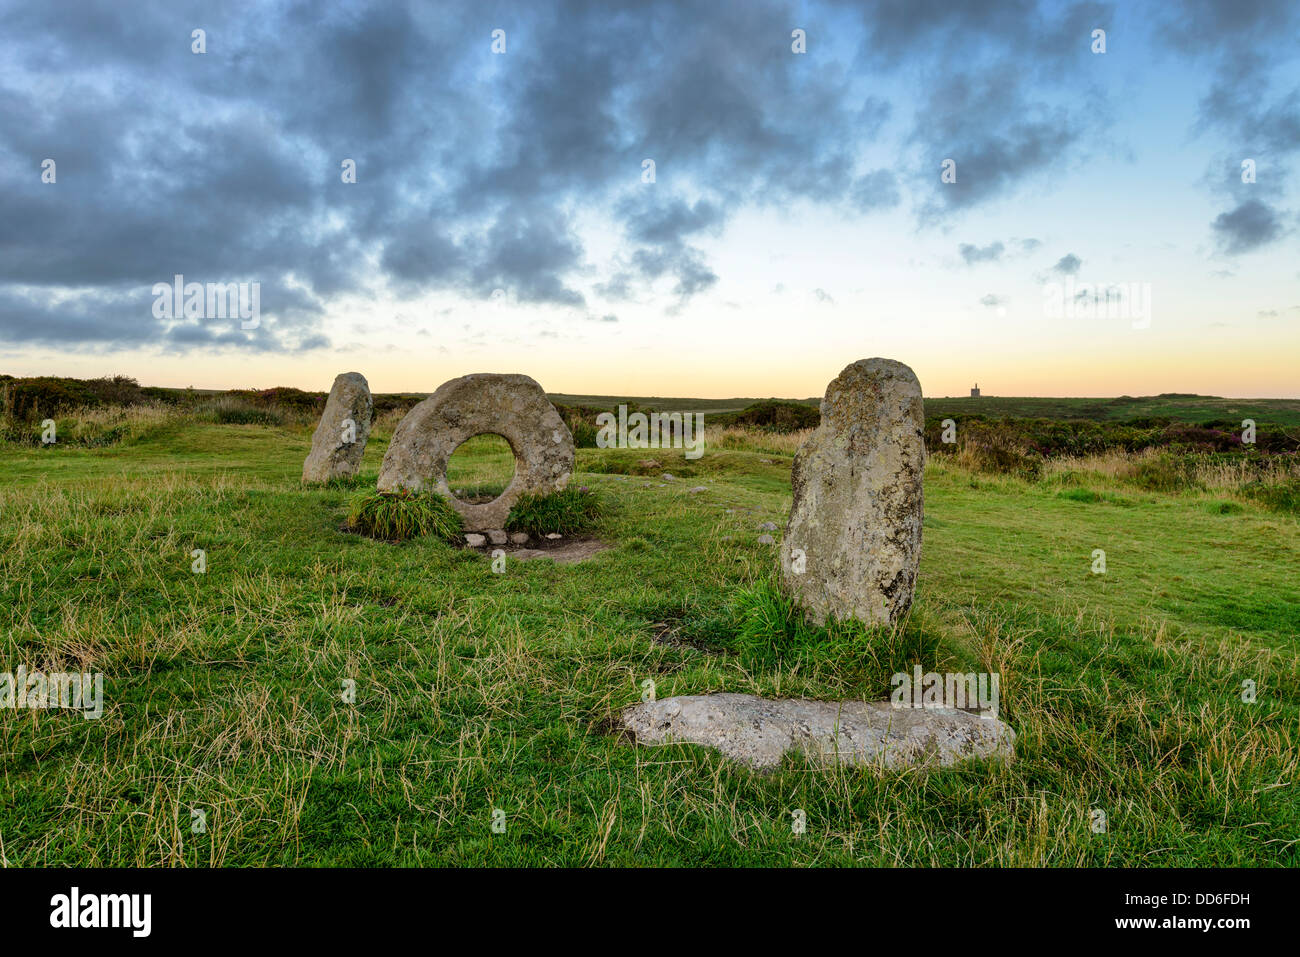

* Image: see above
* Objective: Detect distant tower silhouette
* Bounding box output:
[970,383,981,398]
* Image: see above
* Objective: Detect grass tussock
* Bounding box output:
[505,486,605,536]
[727,580,933,686]
[344,488,463,542]
[193,395,292,427]
[712,426,810,456]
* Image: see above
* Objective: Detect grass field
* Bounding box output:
[549,392,1300,427]
[1,410,1297,866]
[922,394,1300,426]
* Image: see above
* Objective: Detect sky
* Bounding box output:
[0,0,1297,399]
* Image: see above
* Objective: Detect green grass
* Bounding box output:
[446,433,515,503]
[0,417,1296,866]
[548,392,1300,428]
[923,393,1300,426]
[505,487,606,537]
[344,488,463,543]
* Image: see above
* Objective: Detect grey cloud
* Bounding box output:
[959,241,1005,264]
[1155,2,1299,256]
[1212,199,1284,254]
[1053,254,1082,275]
[4,0,1289,355]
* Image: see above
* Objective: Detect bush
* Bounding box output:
[953,422,1043,479]
[139,386,186,405]
[717,400,820,432]
[344,488,463,542]
[228,386,325,414]
[1241,478,1300,514]
[1132,454,1195,493]
[372,394,424,415]
[570,417,598,448]
[552,402,603,448]
[506,486,605,536]
[83,375,144,406]
[2,377,97,421]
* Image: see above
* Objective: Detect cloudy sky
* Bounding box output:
[1,0,1296,398]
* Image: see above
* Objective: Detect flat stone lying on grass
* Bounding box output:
[758,521,777,531]
[302,372,372,483]
[757,534,775,544]
[620,693,1015,771]
[689,486,707,493]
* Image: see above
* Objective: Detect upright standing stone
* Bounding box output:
[780,358,925,626]
[302,372,373,483]
[377,373,573,531]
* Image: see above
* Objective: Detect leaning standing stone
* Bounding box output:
[302,372,373,483]
[780,358,924,626]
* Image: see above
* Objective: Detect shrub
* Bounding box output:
[344,488,463,542]
[505,486,605,536]
[1241,478,1300,514]
[372,394,424,415]
[552,402,603,448]
[0,375,150,422]
[139,386,186,405]
[83,375,144,406]
[1132,454,1196,493]
[238,386,325,413]
[952,422,1043,479]
[718,400,820,432]
[1,377,97,421]
[570,417,598,448]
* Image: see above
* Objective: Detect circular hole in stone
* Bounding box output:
[446,433,516,504]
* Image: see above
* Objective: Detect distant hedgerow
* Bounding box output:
[505,486,605,536]
[345,488,463,543]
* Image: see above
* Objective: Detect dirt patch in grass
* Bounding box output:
[465,534,611,564]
